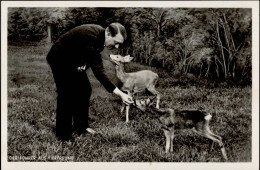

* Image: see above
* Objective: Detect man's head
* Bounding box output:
[105,23,127,49]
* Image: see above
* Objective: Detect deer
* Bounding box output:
[109,54,160,123]
[133,97,228,160]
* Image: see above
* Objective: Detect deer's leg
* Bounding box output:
[197,125,215,152]
[125,106,129,123]
[202,128,228,160]
[205,134,227,160]
[206,127,227,160]
[203,118,222,152]
[163,129,171,153]
[210,140,215,152]
[203,124,223,151]
[169,129,175,152]
[125,92,132,123]
[208,129,223,141]
[121,102,125,113]
[193,126,228,160]
[207,128,222,152]
[147,86,160,109]
[155,92,160,109]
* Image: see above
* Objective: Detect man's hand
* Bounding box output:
[77,65,86,72]
[113,87,133,105]
[120,92,133,105]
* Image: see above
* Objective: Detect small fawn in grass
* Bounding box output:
[109,54,160,123]
[133,97,228,160]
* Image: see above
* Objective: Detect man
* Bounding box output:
[46,23,133,141]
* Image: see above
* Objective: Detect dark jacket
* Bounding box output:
[47,24,116,93]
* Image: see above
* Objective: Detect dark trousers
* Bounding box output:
[47,59,92,140]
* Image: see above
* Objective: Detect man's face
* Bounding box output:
[105,32,124,49]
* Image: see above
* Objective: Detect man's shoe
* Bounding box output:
[86,128,97,134]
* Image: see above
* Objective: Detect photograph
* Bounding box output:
[1,1,259,170]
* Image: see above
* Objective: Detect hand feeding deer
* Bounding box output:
[133,97,228,160]
[109,54,160,123]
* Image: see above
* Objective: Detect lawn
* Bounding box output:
[7,44,251,162]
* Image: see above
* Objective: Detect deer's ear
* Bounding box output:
[129,57,134,62]
[147,97,156,106]
[123,55,133,63]
[146,98,151,105]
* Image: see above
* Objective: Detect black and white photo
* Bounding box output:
[1,1,259,170]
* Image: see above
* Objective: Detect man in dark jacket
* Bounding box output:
[47,23,133,141]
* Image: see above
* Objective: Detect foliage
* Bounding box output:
[7,7,252,84]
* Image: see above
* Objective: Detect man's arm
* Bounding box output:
[91,53,116,93]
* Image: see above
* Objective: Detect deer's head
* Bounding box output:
[109,54,134,65]
[133,97,156,111]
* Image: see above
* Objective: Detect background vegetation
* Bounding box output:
[8,7,252,84]
[7,7,252,162]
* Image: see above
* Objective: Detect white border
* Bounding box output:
[0,1,258,8]
[1,1,259,170]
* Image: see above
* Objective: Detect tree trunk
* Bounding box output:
[205,63,211,77]
[216,18,227,79]
[157,24,161,37]
[47,24,52,43]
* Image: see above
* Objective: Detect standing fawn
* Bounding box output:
[134,98,228,160]
[109,54,160,123]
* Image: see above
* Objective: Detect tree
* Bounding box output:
[207,9,251,80]
[7,7,252,84]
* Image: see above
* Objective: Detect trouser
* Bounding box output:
[47,57,91,140]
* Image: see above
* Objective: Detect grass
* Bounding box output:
[7,44,252,162]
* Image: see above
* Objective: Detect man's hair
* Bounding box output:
[108,23,127,40]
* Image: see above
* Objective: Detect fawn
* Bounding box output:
[109,54,160,122]
[134,97,228,160]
